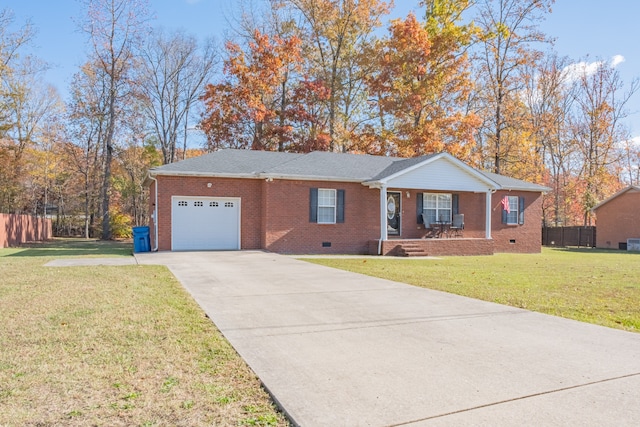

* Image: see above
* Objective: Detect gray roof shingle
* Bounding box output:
[149,149,303,176]
[149,148,549,192]
[265,151,399,181]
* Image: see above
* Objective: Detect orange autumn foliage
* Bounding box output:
[359,12,479,160]
[200,30,330,152]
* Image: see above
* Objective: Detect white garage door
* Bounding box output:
[171,196,240,251]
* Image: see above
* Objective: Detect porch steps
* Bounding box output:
[396,242,429,257]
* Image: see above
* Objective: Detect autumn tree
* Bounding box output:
[23,114,68,219]
[569,58,638,225]
[362,1,479,158]
[201,29,330,152]
[137,30,218,164]
[65,62,110,238]
[0,8,38,212]
[521,53,577,225]
[114,135,161,227]
[619,137,640,186]
[473,0,553,175]
[280,0,391,151]
[80,0,150,239]
[0,9,35,133]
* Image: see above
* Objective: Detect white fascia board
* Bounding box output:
[150,170,367,184]
[148,170,261,179]
[500,185,552,193]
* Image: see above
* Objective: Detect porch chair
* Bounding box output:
[450,214,464,238]
[421,213,438,238]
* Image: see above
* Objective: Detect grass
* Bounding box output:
[0,239,288,426]
[305,247,640,332]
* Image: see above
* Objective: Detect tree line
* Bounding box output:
[1,0,638,239]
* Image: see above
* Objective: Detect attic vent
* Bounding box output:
[627,238,640,251]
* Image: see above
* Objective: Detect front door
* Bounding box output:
[386,192,401,236]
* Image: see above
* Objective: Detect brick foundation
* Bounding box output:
[371,238,495,256]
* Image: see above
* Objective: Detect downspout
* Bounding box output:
[150,175,159,251]
[378,185,388,255]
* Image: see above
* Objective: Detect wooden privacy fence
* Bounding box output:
[542,226,596,248]
[0,214,52,248]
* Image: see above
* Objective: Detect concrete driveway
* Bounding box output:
[135,250,640,426]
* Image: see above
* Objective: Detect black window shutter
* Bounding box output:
[336,189,345,223]
[452,194,459,215]
[518,196,525,225]
[417,193,423,224]
[309,188,318,222]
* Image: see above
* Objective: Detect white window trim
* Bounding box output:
[505,195,519,225]
[317,188,337,224]
[423,193,452,223]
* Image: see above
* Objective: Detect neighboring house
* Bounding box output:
[592,185,640,250]
[145,149,549,256]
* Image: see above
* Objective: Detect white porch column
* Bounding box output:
[485,190,492,239]
[380,185,388,242]
[376,185,389,255]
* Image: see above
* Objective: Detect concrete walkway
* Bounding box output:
[135,250,640,426]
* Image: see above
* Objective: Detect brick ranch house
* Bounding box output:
[592,185,640,250]
[145,149,549,256]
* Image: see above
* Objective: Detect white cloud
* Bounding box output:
[563,60,599,81]
[561,55,626,83]
[611,54,626,67]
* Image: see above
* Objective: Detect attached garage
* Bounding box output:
[171,196,241,251]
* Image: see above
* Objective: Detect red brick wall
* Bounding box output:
[594,189,640,249]
[149,175,544,254]
[375,238,495,256]
[151,176,263,251]
[491,191,544,253]
[398,190,487,239]
[264,180,381,254]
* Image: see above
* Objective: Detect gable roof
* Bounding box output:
[148,149,549,192]
[363,152,499,190]
[592,185,640,212]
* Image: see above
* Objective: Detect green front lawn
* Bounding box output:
[0,239,287,426]
[305,248,640,332]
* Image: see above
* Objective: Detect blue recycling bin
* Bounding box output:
[132,226,150,253]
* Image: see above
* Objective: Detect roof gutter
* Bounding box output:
[148,170,366,184]
[148,170,261,179]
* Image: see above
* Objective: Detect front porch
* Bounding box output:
[369,238,495,257]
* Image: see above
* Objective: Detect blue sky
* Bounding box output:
[5,0,640,139]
